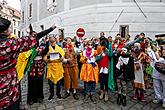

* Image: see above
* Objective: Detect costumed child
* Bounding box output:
[96,37,114,102]
[116,48,135,106]
[80,41,99,104]
[62,37,79,100]
[132,43,148,102]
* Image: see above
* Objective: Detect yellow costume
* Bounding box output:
[16,50,32,81]
[44,44,65,84]
[80,49,99,83]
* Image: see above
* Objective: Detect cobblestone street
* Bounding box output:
[25,79,165,110]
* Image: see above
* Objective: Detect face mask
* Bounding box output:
[89,46,92,49]
[95,42,99,44]
[134,47,140,52]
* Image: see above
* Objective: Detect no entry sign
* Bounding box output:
[76,28,85,38]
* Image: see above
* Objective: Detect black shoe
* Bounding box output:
[37,98,43,103]
[48,95,54,101]
[117,94,122,105]
[63,92,70,99]
[90,95,97,104]
[122,95,126,106]
[28,101,34,105]
[57,94,62,99]
[73,93,79,100]
[83,95,89,102]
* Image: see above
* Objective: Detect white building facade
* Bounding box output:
[20,0,165,39]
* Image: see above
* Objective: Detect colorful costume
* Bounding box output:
[63,44,79,99]
[44,44,65,99]
[46,44,64,84]
[0,35,37,109]
[116,48,135,106]
[133,49,148,101]
[27,46,45,104]
[96,39,114,102]
[0,17,55,109]
[80,46,99,103]
[80,49,99,83]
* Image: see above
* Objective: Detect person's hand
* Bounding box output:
[36,47,39,52]
[51,24,56,29]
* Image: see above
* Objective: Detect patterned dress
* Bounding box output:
[27,46,45,103]
[0,35,37,109]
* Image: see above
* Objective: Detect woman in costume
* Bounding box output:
[80,41,99,104]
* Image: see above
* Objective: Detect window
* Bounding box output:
[22,11,24,22]
[59,29,64,40]
[119,25,129,38]
[14,29,16,34]
[18,31,20,38]
[29,3,32,17]
[13,19,16,26]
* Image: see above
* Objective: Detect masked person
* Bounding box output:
[132,43,148,102]
[0,17,56,110]
[80,41,99,104]
[116,48,135,106]
[44,35,65,101]
[62,37,79,100]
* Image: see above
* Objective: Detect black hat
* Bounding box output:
[0,17,11,33]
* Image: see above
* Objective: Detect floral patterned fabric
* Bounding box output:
[0,35,37,109]
[29,46,45,77]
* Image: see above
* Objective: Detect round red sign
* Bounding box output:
[76,28,85,38]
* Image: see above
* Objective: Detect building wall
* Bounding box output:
[70,0,112,9]
[20,0,165,39]
[0,1,21,37]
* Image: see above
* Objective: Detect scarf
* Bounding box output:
[86,47,92,59]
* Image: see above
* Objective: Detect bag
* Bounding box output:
[155,62,165,74]
[145,64,153,76]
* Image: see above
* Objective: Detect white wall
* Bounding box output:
[20,1,165,40]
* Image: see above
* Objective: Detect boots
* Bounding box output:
[99,90,104,100]
[117,94,122,105]
[133,90,139,100]
[122,95,126,106]
[140,92,145,102]
[104,92,108,102]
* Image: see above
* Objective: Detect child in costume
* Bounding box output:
[80,41,99,103]
[116,48,135,106]
[132,43,148,102]
[96,37,114,102]
[63,37,79,100]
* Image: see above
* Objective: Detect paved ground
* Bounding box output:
[24,79,165,110]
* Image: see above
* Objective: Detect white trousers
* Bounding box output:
[153,78,165,104]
